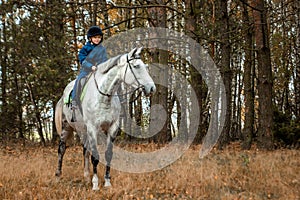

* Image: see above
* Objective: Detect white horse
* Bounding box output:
[55,47,156,190]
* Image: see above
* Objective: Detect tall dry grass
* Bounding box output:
[0,142,299,200]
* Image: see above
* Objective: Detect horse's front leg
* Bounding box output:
[104,135,114,187]
[83,146,91,183]
[86,126,100,191]
[91,152,100,190]
[104,121,118,187]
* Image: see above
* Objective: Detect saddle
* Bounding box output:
[65,73,93,107]
[65,78,85,107]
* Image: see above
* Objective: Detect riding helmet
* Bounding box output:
[87,26,103,39]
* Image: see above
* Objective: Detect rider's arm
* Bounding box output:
[79,44,94,71]
[79,45,108,72]
[81,60,94,71]
[78,45,90,64]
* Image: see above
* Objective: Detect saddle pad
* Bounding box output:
[63,87,88,105]
[63,73,92,105]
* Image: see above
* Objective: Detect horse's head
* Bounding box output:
[120,47,156,96]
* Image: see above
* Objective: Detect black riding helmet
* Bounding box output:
[87,26,103,42]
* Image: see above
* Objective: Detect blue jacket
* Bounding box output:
[72,42,108,100]
[78,41,108,73]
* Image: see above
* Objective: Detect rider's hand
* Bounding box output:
[92,66,97,71]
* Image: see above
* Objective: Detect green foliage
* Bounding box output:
[273,110,300,148]
[0,0,74,141]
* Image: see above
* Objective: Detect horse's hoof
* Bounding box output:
[104,178,112,187]
[104,182,111,187]
[92,186,100,191]
[92,175,99,190]
[55,170,61,177]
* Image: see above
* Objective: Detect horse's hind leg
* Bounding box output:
[55,122,73,177]
[55,139,66,177]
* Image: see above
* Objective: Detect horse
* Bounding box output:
[54,47,156,190]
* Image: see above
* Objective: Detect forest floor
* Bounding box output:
[0,141,299,200]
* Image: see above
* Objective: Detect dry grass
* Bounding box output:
[0,142,299,200]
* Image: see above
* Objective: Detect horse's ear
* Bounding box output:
[128,48,137,58]
[135,47,143,56]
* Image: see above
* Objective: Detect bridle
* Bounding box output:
[93,54,145,101]
[124,54,144,89]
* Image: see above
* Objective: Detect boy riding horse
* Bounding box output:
[71,26,108,121]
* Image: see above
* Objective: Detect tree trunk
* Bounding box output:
[185,0,205,144]
[26,82,46,145]
[149,50,170,143]
[148,0,170,143]
[242,1,255,150]
[0,15,8,138]
[52,99,59,143]
[252,0,274,149]
[217,0,232,149]
[295,0,300,122]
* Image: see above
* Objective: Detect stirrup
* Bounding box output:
[71,109,76,122]
[71,100,77,122]
[71,100,78,110]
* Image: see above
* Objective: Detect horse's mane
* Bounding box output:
[98,55,122,74]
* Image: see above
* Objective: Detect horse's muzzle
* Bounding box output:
[143,83,156,96]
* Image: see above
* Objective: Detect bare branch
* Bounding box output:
[110,4,184,16]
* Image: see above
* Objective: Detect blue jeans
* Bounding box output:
[72,70,89,102]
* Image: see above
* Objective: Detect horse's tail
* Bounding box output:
[55,98,63,135]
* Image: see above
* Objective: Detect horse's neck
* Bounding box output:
[96,66,121,95]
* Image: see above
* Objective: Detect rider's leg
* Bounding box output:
[72,72,87,109]
[71,78,79,109]
[71,75,82,122]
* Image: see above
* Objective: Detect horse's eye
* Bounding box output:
[133,65,140,69]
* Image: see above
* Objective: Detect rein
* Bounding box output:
[94,72,111,97]
[93,54,145,102]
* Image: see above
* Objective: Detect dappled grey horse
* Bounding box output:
[55,47,156,190]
